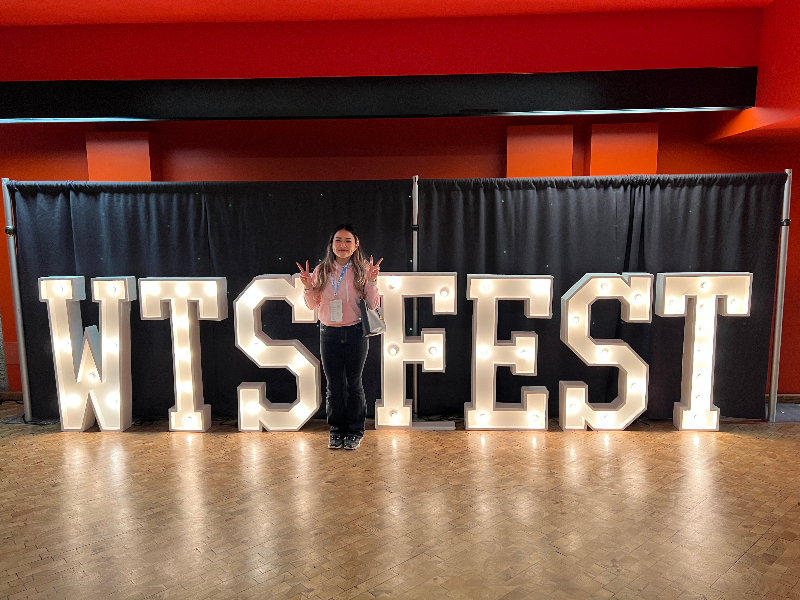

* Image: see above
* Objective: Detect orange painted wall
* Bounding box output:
[1,114,798,393]
[0,124,89,391]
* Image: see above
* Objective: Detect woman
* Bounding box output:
[297,224,382,450]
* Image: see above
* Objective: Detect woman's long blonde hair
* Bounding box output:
[312,224,368,298]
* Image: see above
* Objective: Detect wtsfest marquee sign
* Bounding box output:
[39,270,752,434]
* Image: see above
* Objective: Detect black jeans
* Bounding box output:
[320,323,369,436]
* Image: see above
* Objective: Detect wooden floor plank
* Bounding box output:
[2,403,800,599]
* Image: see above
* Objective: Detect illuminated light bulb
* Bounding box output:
[571,315,580,325]
[568,402,578,413]
[184,415,195,426]
[428,346,439,356]
[246,401,260,415]
[108,340,119,352]
[178,348,191,361]
[531,280,549,294]
[390,410,399,422]
[61,338,71,352]
[694,394,701,400]
[243,289,263,309]
[600,348,610,358]
[699,303,706,311]
[176,283,190,297]
[66,394,81,407]
[477,412,489,424]
[700,281,708,289]
[55,283,68,296]
[730,298,738,306]
[293,354,306,367]
[668,299,676,307]
[695,373,703,380]
[439,287,449,297]
[106,393,120,408]
[106,283,120,296]
[633,293,643,303]
[600,282,609,291]
[527,412,539,424]
[603,413,610,420]
[387,345,399,356]
[297,405,312,419]
[629,381,638,390]
[204,282,217,296]
[87,371,98,382]
[693,413,700,420]
[698,325,704,333]
[181,381,193,393]
[517,347,529,358]
[176,316,189,328]
[481,282,491,292]
[478,346,491,359]
[387,277,400,290]
[147,282,161,295]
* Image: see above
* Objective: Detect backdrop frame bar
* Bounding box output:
[2,178,32,421]
[412,175,419,417]
[768,169,793,423]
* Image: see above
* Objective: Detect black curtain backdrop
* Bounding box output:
[10,173,785,421]
[12,181,413,419]
[417,174,785,420]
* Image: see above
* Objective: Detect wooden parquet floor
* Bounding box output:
[1,402,799,600]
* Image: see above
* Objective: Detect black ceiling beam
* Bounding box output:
[0,68,757,121]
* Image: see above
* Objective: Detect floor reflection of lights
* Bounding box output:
[4,411,800,600]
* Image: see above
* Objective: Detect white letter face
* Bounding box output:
[655,273,752,431]
[139,278,228,432]
[39,276,136,432]
[560,274,653,431]
[235,275,320,432]
[466,276,553,430]
[375,273,457,429]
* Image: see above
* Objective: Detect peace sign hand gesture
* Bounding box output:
[367,256,383,282]
[296,260,313,290]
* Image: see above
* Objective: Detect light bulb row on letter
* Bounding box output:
[40,272,753,434]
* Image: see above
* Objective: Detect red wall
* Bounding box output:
[1,3,798,395]
[756,0,800,111]
[1,8,760,81]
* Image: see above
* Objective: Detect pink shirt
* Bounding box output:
[303,261,380,326]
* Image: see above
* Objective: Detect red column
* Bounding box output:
[86,132,155,181]
[589,123,658,176]
[507,125,574,178]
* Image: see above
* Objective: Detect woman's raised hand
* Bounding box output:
[296,260,313,289]
[367,256,383,282]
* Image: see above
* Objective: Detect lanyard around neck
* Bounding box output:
[332,262,349,298]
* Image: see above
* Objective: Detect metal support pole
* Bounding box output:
[2,178,32,421]
[768,169,792,422]
[411,175,419,417]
